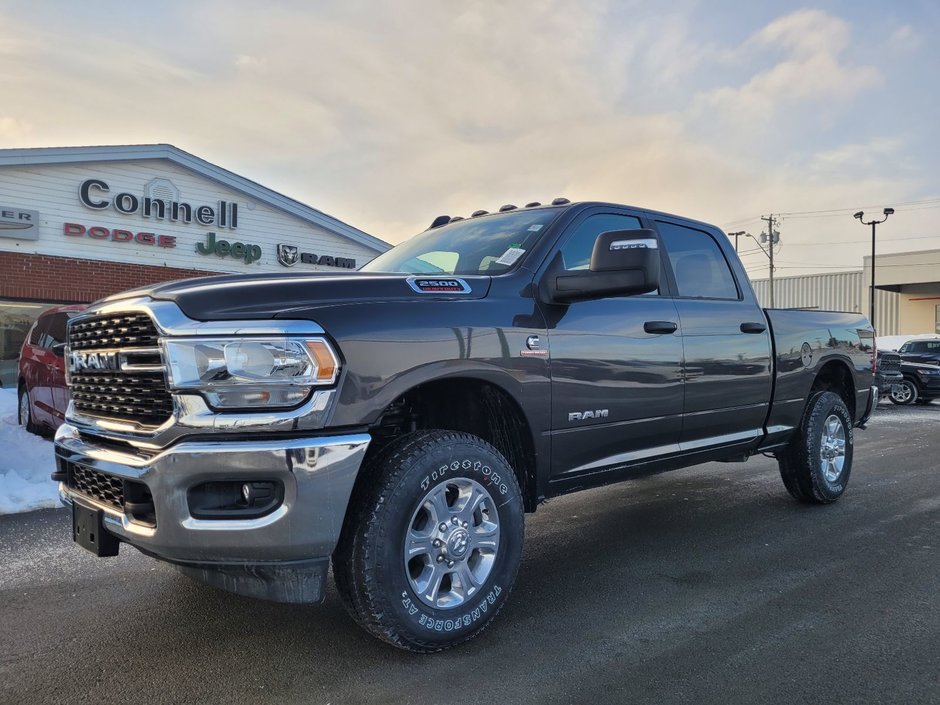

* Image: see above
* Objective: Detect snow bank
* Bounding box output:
[0,388,61,514]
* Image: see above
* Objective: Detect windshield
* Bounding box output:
[361,208,561,276]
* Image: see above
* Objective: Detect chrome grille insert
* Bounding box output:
[68,312,172,427]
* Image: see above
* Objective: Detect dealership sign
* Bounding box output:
[64,222,177,248]
[0,206,39,240]
[79,178,238,229]
[276,243,356,269]
[196,231,262,264]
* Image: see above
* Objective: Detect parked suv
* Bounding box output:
[888,337,940,405]
[18,304,87,434]
[898,338,940,365]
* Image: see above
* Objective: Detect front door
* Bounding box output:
[544,210,684,481]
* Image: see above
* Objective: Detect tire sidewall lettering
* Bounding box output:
[419,456,509,496]
[401,584,504,633]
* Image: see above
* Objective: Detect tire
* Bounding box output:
[889,379,918,405]
[778,391,853,504]
[18,385,37,434]
[333,430,525,652]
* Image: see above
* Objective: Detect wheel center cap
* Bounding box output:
[447,528,470,559]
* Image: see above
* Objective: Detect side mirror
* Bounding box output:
[547,229,660,304]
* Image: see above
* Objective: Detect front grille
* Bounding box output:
[71,372,174,426]
[879,353,901,373]
[68,311,173,427]
[69,463,124,511]
[70,312,159,350]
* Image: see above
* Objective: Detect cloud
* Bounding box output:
[0,1,928,269]
[697,9,880,122]
[887,24,923,52]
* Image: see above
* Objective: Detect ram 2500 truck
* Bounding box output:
[54,200,877,652]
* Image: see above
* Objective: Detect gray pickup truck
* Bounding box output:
[54,200,877,651]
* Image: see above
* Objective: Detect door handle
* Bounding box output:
[740,322,767,334]
[644,321,678,334]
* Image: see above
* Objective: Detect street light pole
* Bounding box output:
[854,207,894,332]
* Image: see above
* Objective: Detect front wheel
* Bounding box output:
[889,379,918,405]
[778,391,854,504]
[333,430,524,652]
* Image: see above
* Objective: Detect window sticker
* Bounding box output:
[527,224,543,232]
[495,247,526,266]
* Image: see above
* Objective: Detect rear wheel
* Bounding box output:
[333,430,524,652]
[778,391,853,504]
[889,379,918,405]
[17,385,37,434]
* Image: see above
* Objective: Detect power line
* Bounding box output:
[746,233,939,247]
[726,198,940,228]
[776,197,940,217]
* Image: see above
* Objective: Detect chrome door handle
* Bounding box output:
[644,321,678,334]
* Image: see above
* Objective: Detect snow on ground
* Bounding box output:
[0,388,61,515]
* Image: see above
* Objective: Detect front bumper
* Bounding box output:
[55,425,370,566]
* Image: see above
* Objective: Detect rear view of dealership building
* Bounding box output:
[0,144,389,386]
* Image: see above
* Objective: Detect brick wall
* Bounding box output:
[0,251,217,303]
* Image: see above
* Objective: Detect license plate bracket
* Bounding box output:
[72,500,120,557]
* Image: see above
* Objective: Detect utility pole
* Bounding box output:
[728,231,745,252]
[760,215,778,307]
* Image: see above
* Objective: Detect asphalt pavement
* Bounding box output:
[1,402,938,704]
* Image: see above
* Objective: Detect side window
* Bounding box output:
[46,313,69,347]
[657,221,739,300]
[560,214,644,271]
[31,316,51,347]
[910,342,927,353]
[28,320,45,346]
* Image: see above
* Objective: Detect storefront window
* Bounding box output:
[0,300,59,388]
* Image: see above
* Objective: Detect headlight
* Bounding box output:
[163,337,339,409]
[915,367,940,376]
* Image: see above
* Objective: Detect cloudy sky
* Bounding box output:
[2,1,938,278]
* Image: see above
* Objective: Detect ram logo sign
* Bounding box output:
[568,409,609,422]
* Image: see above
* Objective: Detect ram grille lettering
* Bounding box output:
[68,351,120,373]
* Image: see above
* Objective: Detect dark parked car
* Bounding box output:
[18,304,87,433]
[888,337,940,405]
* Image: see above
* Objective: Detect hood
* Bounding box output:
[99,271,492,320]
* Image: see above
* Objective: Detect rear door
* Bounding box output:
[654,219,773,451]
[23,315,55,424]
[46,313,72,423]
[546,209,684,480]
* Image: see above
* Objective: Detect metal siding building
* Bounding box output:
[750,271,900,335]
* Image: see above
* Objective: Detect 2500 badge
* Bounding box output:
[407,277,472,294]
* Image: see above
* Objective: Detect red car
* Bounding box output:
[17,304,87,434]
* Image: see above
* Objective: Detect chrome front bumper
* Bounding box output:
[55,424,370,564]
